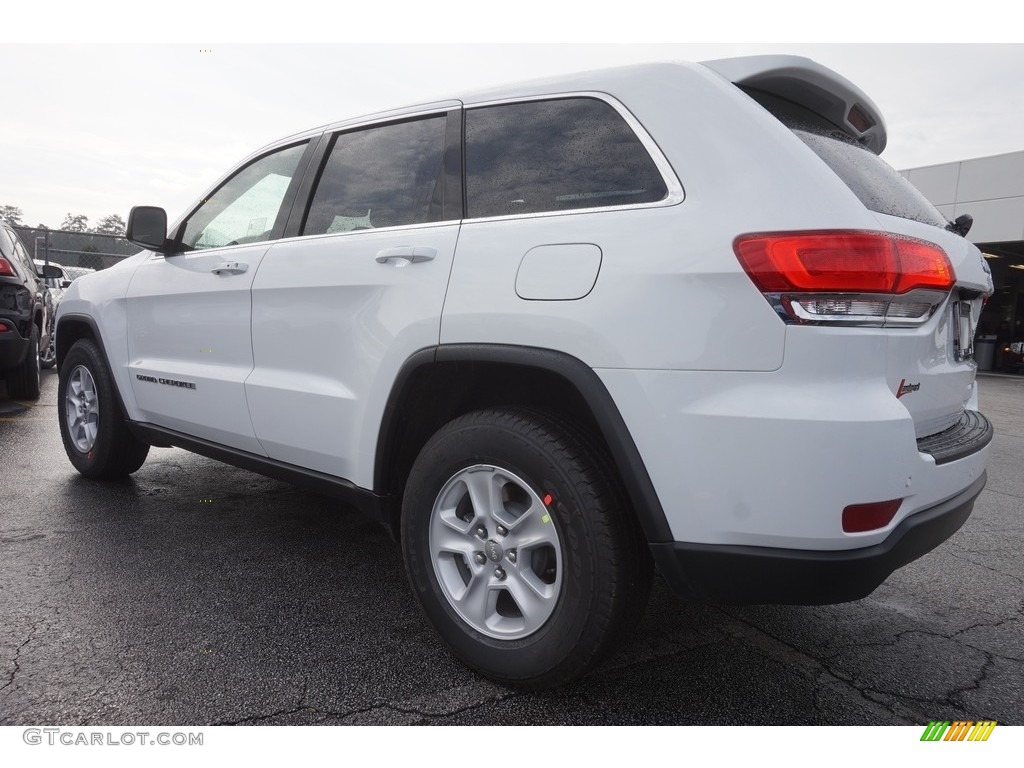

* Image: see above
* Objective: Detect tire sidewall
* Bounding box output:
[402,417,602,682]
[28,326,40,392]
[7,325,41,399]
[58,342,117,476]
[40,316,57,369]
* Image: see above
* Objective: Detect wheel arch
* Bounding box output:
[374,344,673,544]
[55,313,131,418]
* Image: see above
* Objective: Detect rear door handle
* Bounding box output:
[211,261,248,275]
[375,246,436,266]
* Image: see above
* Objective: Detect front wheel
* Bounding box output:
[401,408,651,688]
[58,338,149,479]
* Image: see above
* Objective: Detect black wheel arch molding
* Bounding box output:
[50,327,674,544]
[374,343,674,544]
[55,312,133,419]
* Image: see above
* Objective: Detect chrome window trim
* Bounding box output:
[275,219,463,247]
[236,100,464,167]
[461,91,684,223]
[320,101,462,137]
[148,219,463,259]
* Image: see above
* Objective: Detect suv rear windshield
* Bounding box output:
[744,88,948,229]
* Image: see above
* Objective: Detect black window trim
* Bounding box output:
[461,90,685,224]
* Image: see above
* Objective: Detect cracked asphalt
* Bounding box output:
[1,370,1021,725]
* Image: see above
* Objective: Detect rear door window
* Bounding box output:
[465,97,668,219]
[302,116,448,235]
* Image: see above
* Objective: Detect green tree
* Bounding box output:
[0,205,23,226]
[61,213,90,232]
[94,214,126,236]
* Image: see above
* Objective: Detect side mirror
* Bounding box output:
[126,206,172,253]
[39,264,63,279]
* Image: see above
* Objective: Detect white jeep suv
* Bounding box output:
[55,56,994,688]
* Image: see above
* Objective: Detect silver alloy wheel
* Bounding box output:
[65,364,99,453]
[429,464,563,640]
[40,319,56,367]
[39,335,56,366]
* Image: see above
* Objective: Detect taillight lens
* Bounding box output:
[0,257,16,277]
[734,231,955,326]
[842,499,902,533]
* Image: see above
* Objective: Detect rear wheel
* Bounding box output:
[401,408,651,688]
[5,325,41,400]
[58,338,149,479]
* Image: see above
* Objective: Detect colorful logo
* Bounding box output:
[921,720,997,742]
[896,378,921,399]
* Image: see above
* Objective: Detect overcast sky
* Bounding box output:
[3,41,1022,229]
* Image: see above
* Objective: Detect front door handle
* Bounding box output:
[375,246,437,266]
[211,261,248,275]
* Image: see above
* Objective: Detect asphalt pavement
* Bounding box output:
[1,369,1022,725]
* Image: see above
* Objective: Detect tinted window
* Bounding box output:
[465,98,667,219]
[304,116,447,235]
[746,89,947,229]
[12,238,35,277]
[181,142,308,251]
[0,227,13,258]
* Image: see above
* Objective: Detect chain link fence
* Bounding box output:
[14,225,137,274]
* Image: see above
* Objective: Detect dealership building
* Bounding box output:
[901,150,1024,372]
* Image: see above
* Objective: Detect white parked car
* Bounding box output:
[55,56,994,688]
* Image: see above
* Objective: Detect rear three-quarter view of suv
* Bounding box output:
[55,55,994,688]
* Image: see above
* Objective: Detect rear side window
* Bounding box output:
[303,116,448,235]
[745,88,947,229]
[465,97,668,219]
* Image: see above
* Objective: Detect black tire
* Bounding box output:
[5,325,41,400]
[401,407,651,688]
[58,338,149,479]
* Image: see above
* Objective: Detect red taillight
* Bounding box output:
[0,257,16,277]
[842,499,902,533]
[734,231,955,295]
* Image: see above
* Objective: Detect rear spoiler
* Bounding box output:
[701,55,888,155]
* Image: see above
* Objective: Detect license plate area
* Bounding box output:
[951,300,974,362]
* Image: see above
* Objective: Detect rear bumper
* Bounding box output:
[650,472,986,605]
[0,318,30,369]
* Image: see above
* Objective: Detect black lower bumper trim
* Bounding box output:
[917,410,993,465]
[650,472,987,605]
[0,325,30,370]
[129,421,389,525]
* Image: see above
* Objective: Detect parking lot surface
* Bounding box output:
[1,371,1021,725]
